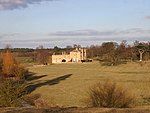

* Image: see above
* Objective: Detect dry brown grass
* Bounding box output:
[26,61,150,107]
[0,107,150,113]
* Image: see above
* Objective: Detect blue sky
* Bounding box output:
[0,0,150,48]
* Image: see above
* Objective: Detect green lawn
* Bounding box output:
[26,61,150,107]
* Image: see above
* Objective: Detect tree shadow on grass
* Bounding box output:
[26,74,72,93]
[25,72,48,81]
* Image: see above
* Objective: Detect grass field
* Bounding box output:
[26,61,150,107]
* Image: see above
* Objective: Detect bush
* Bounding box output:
[81,59,92,63]
[0,79,27,107]
[2,49,14,76]
[2,49,28,79]
[23,94,41,106]
[11,65,28,79]
[0,58,2,70]
[87,81,135,108]
[23,94,49,108]
[81,60,86,62]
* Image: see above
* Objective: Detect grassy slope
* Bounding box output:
[27,61,150,107]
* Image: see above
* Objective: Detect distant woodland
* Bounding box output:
[0,40,150,65]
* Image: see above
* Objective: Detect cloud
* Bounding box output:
[145,16,150,20]
[1,28,150,48]
[0,0,55,10]
[0,33,40,40]
[1,28,150,40]
[49,28,150,36]
[117,28,150,34]
[1,36,150,48]
[0,33,23,40]
[49,29,118,36]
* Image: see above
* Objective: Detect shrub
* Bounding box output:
[23,94,41,106]
[23,94,49,108]
[0,58,2,70]
[81,60,86,62]
[11,64,28,79]
[87,81,135,108]
[0,58,2,77]
[2,49,28,79]
[34,98,48,108]
[81,59,92,63]
[0,79,26,107]
[2,49,14,76]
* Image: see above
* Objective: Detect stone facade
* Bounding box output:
[52,48,87,63]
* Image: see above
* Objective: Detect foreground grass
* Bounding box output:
[1,107,150,113]
[26,61,150,107]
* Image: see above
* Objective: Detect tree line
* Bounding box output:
[0,41,150,65]
[87,40,150,65]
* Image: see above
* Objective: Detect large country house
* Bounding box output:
[52,48,87,63]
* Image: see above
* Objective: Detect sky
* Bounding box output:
[0,0,150,48]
